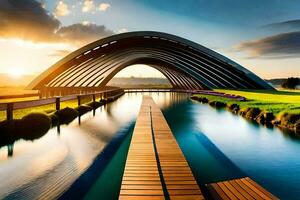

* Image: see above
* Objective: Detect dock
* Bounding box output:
[206,177,279,200]
[119,96,278,200]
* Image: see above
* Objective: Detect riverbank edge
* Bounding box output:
[190,95,300,134]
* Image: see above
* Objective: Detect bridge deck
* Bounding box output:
[119,96,203,200]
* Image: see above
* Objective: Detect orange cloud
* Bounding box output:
[54,1,70,17]
[0,0,114,46]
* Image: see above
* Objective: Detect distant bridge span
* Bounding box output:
[27,31,273,96]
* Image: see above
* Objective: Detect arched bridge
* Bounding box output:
[27,31,273,96]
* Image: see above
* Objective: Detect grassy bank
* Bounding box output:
[191,89,300,133]
[210,89,300,114]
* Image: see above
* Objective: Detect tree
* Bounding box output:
[281,77,299,89]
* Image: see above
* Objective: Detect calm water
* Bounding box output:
[0,93,299,199]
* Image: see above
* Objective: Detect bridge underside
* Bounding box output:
[27,31,273,96]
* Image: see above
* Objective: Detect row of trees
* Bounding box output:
[281,77,299,89]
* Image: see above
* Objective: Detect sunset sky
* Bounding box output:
[0,0,299,80]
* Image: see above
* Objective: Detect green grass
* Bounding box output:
[195,89,300,115]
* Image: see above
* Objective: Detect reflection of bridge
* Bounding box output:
[27,31,273,98]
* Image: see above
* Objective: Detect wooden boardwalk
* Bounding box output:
[119,96,203,200]
[206,177,279,200]
[119,96,278,200]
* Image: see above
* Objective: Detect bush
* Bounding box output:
[18,113,51,140]
[54,107,79,124]
[75,105,93,115]
[87,101,102,109]
[48,113,59,127]
[209,101,226,108]
[190,96,199,101]
[244,107,262,120]
[281,77,299,89]
[278,113,300,128]
[295,120,300,133]
[100,99,107,104]
[228,104,240,113]
[255,112,274,125]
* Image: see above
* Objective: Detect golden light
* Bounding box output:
[8,67,25,78]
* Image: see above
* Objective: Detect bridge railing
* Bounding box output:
[0,88,124,121]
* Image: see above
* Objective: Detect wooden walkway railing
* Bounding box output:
[0,88,124,121]
[119,96,203,200]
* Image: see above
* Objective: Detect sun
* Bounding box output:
[8,67,25,78]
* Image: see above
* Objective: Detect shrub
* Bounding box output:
[295,120,300,133]
[54,107,79,124]
[87,101,102,109]
[48,113,59,127]
[75,105,93,115]
[18,113,51,140]
[100,99,107,104]
[209,101,226,108]
[281,77,299,89]
[190,96,199,100]
[228,104,240,113]
[244,107,262,120]
[278,112,300,128]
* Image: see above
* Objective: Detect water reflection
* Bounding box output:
[3,92,297,199]
[187,100,300,200]
[0,92,188,200]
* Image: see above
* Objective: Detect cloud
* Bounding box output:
[263,19,300,32]
[57,23,114,45]
[0,0,60,42]
[236,31,300,58]
[54,1,70,17]
[117,28,128,33]
[82,0,94,13]
[99,3,110,11]
[0,0,114,46]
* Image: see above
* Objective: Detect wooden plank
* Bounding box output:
[245,177,279,200]
[207,183,230,200]
[234,179,264,200]
[217,182,238,200]
[119,196,165,200]
[206,177,278,200]
[169,195,205,200]
[227,180,255,200]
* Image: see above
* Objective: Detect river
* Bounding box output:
[0,92,299,200]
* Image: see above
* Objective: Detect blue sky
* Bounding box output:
[0,0,299,79]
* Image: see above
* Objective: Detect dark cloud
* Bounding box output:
[57,23,114,45]
[0,0,60,41]
[236,31,300,58]
[0,0,114,45]
[263,19,300,32]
